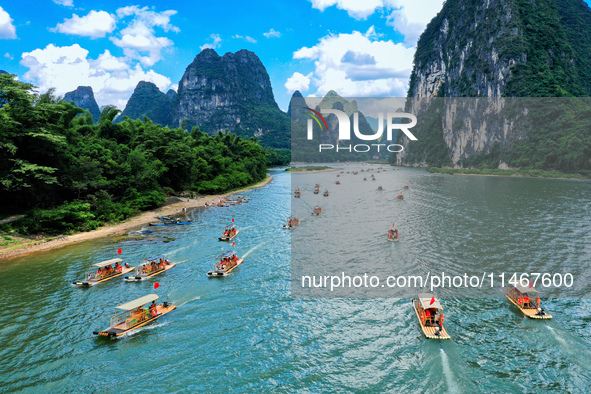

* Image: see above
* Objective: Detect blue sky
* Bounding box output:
[1,1,590,111]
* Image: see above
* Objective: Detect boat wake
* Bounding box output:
[176,295,201,308]
[440,349,460,393]
[242,242,266,259]
[119,321,170,338]
[545,325,591,372]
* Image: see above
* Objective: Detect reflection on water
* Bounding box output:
[0,168,589,392]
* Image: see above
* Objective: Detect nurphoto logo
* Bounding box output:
[304,107,418,153]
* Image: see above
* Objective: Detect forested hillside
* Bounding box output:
[0,74,268,235]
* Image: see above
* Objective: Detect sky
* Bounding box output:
[2,1,589,112]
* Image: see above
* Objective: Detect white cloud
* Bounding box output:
[309,0,443,44]
[310,0,384,19]
[0,6,17,39]
[21,44,172,109]
[51,10,116,38]
[385,0,444,44]
[285,72,312,93]
[200,34,222,50]
[111,6,179,66]
[115,6,179,32]
[263,28,281,38]
[4,52,12,60]
[91,49,129,71]
[233,34,257,44]
[53,0,74,7]
[292,27,414,97]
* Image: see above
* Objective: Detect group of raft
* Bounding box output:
[76,207,248,337]
[414,284,552,340]
[286,182,331,228]
[72,254,178,337]
[289,165,552,340]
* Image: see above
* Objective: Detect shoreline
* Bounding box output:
[0,175,273,261]
[289,168,337,174]
[427,167,591,181]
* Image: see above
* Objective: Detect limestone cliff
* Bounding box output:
[397,0,591,169]
[173,49,289,148]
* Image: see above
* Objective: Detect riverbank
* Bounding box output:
[287,166,337,173]
[427,167,591,180]
[0,175,273,261]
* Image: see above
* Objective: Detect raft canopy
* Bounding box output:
[116,294,159,311]
[92,258,123,268]
[512,284,540,294]
[141,255,165,263]
[418,293,443,310]
[217,250,237,259]
[224,224,236,230]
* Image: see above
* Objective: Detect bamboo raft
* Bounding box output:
[73,258,134,286]
[125,263,176,281]
[94,294,176,337]
[505,294,553,319]
[412,297,451,340]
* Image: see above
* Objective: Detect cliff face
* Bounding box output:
[120,81,174,127]
[398,0,591,168]
[173,49,289,148]
[63,86,101,123]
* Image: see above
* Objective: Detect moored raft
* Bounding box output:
[93,294,176,337]
[149,219,192,226]
[73,258,134,286]
[207,250,244,277]
[412,294,451,339]
[124,255,175,281]
[504,284,552,319]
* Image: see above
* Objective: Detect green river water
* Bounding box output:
[0,167,590,392]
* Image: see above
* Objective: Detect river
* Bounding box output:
[0,167,590,392]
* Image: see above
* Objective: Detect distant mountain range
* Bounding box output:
[60,49,290,149]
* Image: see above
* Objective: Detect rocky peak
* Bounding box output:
[120,81,173,127]
[63,86,101,123]
[173,48,289,148]
[287,90,306,120]
[166,89,177,101]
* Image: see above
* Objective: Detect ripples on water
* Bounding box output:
[0,167,589,392]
